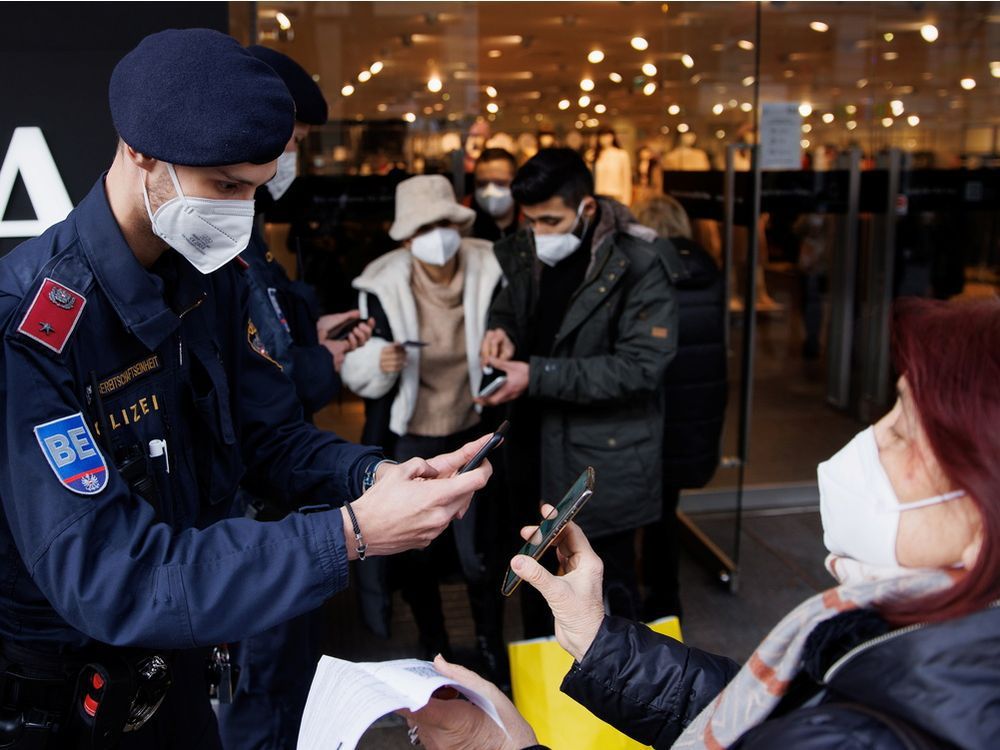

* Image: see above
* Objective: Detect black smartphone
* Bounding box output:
[327,317,365,341]
[477,366,508,398]
[501,467,595,597]
[457,420,509,475]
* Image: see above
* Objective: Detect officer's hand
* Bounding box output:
[316,310,360,340]
[380,343,407,373]
[346,449,492,558]
[512,511,605,663]
[480,328,514,365]
[321,319,374,373]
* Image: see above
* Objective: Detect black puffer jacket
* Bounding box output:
[560,605,1000,749]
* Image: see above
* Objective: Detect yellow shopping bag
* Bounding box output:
[508,616,682,750]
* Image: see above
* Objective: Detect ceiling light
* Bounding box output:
[586,118,599,128]
[802,123,812,133]
[740,102,753,112]
[486,102,499,114]
[609,72,623,83]
[961,77,976,90]
[578,95,591,107]
[488,49,502,58]
[667,103,680,115]
[423,106,434,115]
[642,63,658,77]
[580,78,595,91]
[882,117,893,127]
[369,61,384,75]
[575,121,584,129]
[681,54,695,69]
[883,51,899,61]
[404,112,416,123]
[907,115,920,126]
[631,36,649,51]
[376,103,387,112]
[801,139,810,148]
[712,103,724,115]
[677,122,690,133]
[798,102,813,117]
[594,103,607,114]
[358,70,372,83]
[784,69,795,79]
[728,99,738,108]
[822,112,835,123]
[427,76,443,93]
[738,40,754,51]
[643,82,657,95]
[846,120,857,130]
[340,84,355,96]
[883,32,894,42]
[809,21,829,33]
[558,98,571,110]
[742,76,755,86]
[845,104,857,114]
[588,50,605,64]
[716,129,726,139]
[857,78,868,88]
[486,85,498,98]
[890,100,904,116]
[660,125,670,134]
[991,62,1000,78]
[920,24,939,43]
[275,11,292,31]
[311,74,320,83]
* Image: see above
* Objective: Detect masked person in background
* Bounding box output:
[340,175,510,686]
[469,148,521,243]
[406,297,1000,750]
[214,46,373,750]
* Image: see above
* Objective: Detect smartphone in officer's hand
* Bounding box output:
[327,316,365,341]
[501,467,595,597]
[457,420,509,475]
[477,365,507,398]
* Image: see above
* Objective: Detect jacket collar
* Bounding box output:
[74,175,206,352]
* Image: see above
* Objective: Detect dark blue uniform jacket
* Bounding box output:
[0,177,379,653]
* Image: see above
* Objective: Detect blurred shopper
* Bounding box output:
[633,195,727,620]
[470,148,522,242]
[217,45,373,750]
[340,175,508,680]
[409,297,1000,750]
[479,148,678,632]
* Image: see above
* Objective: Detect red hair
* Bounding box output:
[881,297,1000,625]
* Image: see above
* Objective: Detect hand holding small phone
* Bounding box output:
[477,366,508,399]
[458,420,509,474]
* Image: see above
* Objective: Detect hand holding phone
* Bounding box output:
[457,420,509,475]
[477,365,507,398]
[327,316,365,341]
[501,467,595,597]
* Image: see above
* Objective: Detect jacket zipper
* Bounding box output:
[823,599,1000,684]
[176,294,206,369]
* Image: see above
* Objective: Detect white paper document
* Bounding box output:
[296,656,507,750]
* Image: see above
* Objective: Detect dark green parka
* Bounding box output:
[488,198,678,538]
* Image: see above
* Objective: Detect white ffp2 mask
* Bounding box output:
[475,183,514,218]
[266,150,298,201]
[817,426,965,567]
[142,163,255,275]
[410,227,461,266]
[534,201,587,267]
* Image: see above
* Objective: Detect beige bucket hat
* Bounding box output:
[389,174,475,241]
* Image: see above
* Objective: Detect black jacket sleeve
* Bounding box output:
[560,616,741,749]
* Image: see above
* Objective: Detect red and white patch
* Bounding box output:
[17,278,87,354]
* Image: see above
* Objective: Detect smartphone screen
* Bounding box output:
[501,466,595,597]
[457,420,509,474]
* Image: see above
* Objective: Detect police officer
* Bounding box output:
[0,29,491,749]
[215,46,370,750]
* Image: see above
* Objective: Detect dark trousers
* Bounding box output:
[392,427,505,654]
[640,486,683,620]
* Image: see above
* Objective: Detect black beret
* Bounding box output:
[109,28,295,166]
[247,45,328,126]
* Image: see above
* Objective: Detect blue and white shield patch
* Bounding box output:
[33,413,108,495]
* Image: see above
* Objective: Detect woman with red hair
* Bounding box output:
[403,297,999,750]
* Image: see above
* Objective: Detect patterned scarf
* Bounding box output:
[671,555,956,749]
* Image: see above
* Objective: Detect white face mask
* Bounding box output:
[142,163,255,275]
[534,201,587,267]
[410,227,461,266]
[475,183,514,218]
[266,150,298,201]
[817,426,966,567]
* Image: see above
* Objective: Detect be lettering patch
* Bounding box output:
[33,413,108,495]
[17,278,86,354]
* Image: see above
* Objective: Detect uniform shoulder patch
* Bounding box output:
[34,413,108,495]
[247,319,283,370]
[17,277,87,354]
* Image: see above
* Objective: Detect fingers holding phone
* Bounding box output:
[379,343,407,373]
[480,328,515,365]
